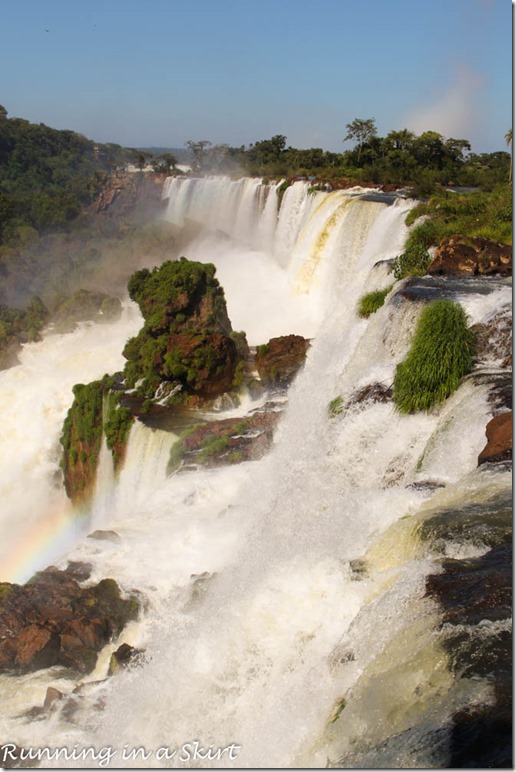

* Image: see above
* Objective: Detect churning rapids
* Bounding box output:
[0,177,511,768]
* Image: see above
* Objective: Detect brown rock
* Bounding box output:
[43,686,64,709]
[14,625,60,670]
[172,408,282,472]
[255,335,310,387]
[478,411,512,465]
[428,235,512,277]
[166,331,239,396]
[0,567,140,674]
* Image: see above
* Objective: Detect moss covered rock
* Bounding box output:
[123,258,242,400]
[60,377,134,502]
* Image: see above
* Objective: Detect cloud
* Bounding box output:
[404,65,486,140]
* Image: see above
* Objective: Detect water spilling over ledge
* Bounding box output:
[0,177,511,768]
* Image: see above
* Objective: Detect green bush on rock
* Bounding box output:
[393,300,475,413]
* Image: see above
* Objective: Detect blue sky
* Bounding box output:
[0,0,512,153]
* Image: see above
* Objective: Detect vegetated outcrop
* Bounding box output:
[0,566,139,674]
[168,407,283,472]
[60,376,133,503]
[428,235,512,277]
[123,258,246,405]
[255,335,310,387]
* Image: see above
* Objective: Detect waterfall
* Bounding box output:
[0,178,510,768]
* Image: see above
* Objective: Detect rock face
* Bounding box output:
[478,411,512,465]
[428,235,512,277]
[426,543,512,768]
[255,335,310,387]
[60,381,104,503]
[0,567,139,674]
[123,259,244,401]
[61,377,134,503]
[472,308,512,368]
[168,407,282,472]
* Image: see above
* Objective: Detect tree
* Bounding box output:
[185,140,212,172]
[343,118,377,162]
[505,128,512,182]
[152,152,178,174]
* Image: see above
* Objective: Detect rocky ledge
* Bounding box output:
[428,235,512,277]
[168,406,283,472]
[0,566,139,674]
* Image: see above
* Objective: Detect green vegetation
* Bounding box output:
[403,184,512,246]
[198,435,230,463]
[124,258,239,400]
[104,392,134,469]
[357,284,394,317]
[185,121,510,193]
[0,105,131,247]
[393,300,475,413]
[60,380,105,499]
[167,439,186,474]
[0,295,49,367]
[390,183,512,280]
[328,396,344,418]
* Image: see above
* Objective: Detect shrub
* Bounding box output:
[393,300,475,413]
[357,284,394,318]
[390,243,431,280]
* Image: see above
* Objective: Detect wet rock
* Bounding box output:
[108,642,144,675]
[43,686,64,709]
[472,308,512,368]
[0,567,139,674]
[478,411,512,465]
[65,561,92,582]
[347,382,393,408]
[394,274,510,304]
[426,541,512,767]
[169,409,282,472]
[426,543,511,627]
[87,530,121,543]
[255,335,310,387]
[428,235,512,277]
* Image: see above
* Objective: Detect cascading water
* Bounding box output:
[0,178,510,768]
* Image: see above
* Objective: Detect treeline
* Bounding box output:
[0,105,140,245]
[184,120,511,194]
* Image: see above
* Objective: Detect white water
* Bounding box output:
[0,179,510,768]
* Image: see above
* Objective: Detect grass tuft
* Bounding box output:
[393,300,475,413]
[357,284,394,318]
